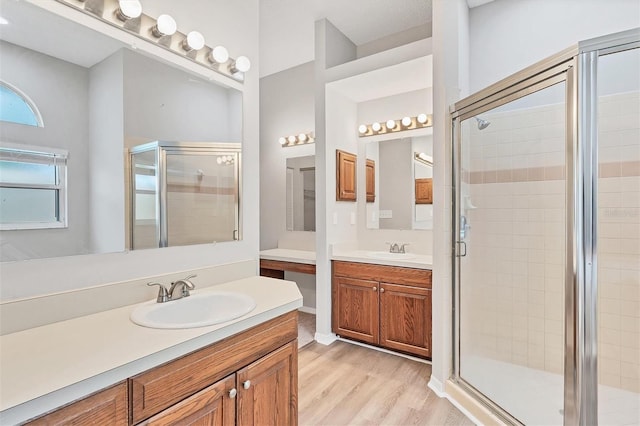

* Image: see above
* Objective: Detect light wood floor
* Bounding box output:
[298,341,474,426]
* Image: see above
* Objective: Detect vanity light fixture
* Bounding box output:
[151,14,177,37]
[230,56,251,74]
[116,0,142,21]
[56,0,252,82]
[358,113,432,137]
[208,46,230,65]
[216,155,234,165]
[279,131,315,148]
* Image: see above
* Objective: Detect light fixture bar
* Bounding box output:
[358,114,432,137]
[54,0,250,82]
[279,132,315,148]
[414,152,433,166]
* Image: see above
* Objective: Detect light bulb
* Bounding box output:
[216,157,222,164]
[371,122,382,132]
[279,137,287,146]
[288,135,297,144]
[116,0,142,20]
[151,14,177,37]
[182,31,205,51]
[401,116,412,127]
[298,133,307,142]
[417,113,428,124]
[386,119,396,130]
[209,46,229,64]
[358,124,368,134]
[231,56,251,73]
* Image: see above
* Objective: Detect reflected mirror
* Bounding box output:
[0,1,243,262]
[365,135,433,230]
[286,156,315,232]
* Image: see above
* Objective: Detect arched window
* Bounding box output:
[0,81,43,127]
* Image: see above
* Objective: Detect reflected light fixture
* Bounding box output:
[279,131,315,147]
[151,14,177,37]
[182,31,205,51]
[358,113,432,137]
[415,152,433,166]
[209,46,230,65]
[230,56,251,74]
[0,16,9,25]
[216,155,234,165]
[116,0,142,21]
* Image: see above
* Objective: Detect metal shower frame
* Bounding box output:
[450,28,640,425]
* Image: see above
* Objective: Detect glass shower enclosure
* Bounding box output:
[451,29,639,425]
[128,141,241,250]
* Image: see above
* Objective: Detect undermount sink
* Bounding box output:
[130,291,256,329]
[366,251,418,260]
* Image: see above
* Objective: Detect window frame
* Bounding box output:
[0,143,68,231]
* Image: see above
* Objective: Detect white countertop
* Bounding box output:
[0,277,302,425]
[331,249,433,270]
[260,248,316,265]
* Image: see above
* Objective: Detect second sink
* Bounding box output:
[130,291,256,329]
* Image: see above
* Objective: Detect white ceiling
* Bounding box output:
[259,0,433,78]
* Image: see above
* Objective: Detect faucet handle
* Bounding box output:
[147,282,169,303]
[399,243,410,253]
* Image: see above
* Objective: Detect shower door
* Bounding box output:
[453,64,573,424]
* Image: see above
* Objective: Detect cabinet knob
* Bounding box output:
[380,288,385,293]
[243,380,251,389]
[229,388,237,398]
[372,287,377,291]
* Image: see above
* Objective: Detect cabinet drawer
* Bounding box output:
[26,382,128,426]
[333,261,431,288]
[130,311,297,424]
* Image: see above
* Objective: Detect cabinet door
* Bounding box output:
[26,382,127,426]
[380,283,431,358]
[141,375,236,426]
[415,178,433,204]
[365,159,375,202]
[332,276,379,344]
[237,341,297,426]
[336,150,357,201]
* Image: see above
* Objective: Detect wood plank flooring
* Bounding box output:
[298,341,474,426]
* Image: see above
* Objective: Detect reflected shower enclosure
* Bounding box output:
[128,141,241,250]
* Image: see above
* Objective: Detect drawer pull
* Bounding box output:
[372,287,377,291]
[380,288,385,293]
[243,380,251,390]
[229,388,237,398]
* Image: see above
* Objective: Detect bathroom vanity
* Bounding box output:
[0,277,302,425]
[330,251,432,359]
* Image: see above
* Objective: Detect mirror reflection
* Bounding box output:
[285,156,315,232]
[0,1,243,262]
[365,135,433,230]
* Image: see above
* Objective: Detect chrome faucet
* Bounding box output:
[147,274,197,303]
[387,243,409,254]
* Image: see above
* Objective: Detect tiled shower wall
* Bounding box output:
[463,92,639,392]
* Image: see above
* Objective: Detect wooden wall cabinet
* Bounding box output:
[336,150,357,201]
[332,261,432,358]
[415,178,433,204]
[27,312,298,426]
[365,159,375,203]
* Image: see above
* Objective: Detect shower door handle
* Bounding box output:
[233,229,238,240]
[457,241,467,257]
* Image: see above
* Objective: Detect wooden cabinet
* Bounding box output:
[26,312,298,426]
[415,178,433,204]
[332,261,432,358]
[365,159,375,203]
[336,150,357,201]
[25,382,128,426]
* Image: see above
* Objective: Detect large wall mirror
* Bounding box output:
[0,1,243,262]
[365,134,433,230]
[285,155,315,232]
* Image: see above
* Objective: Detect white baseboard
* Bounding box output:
[298,306,316,314]
[428,376,446,397]
[314,332,337,345]
[336,337,432,364]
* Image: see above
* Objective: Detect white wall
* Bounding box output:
[259,61,315,250]
[468,0,640,92]
[0,41,91,261]
[0,0,260,301]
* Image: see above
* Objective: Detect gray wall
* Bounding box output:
[260,61,315,250]
[0,41,91,261]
